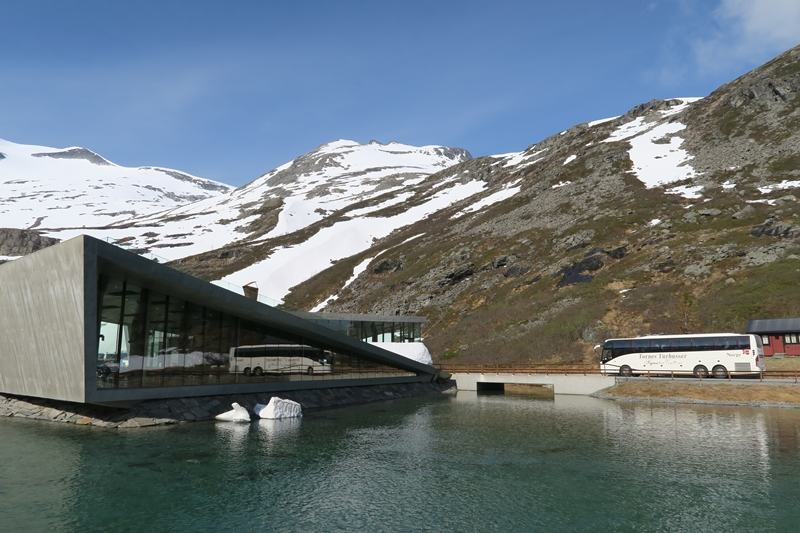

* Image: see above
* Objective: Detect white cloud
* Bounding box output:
[694,0,800,73]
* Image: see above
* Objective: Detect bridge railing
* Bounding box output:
[437,365,800,381]
[437,363,601,375]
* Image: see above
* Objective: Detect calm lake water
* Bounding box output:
[2,391,800,533]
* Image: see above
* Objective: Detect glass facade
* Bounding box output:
[96,276,415,391]
[307,318,423,343]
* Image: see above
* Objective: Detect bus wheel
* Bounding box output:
[307,366,314,376]
[253,367,263,377]
[693,365,709,379]
[712,365,727,379]
[243,367,251,377]
[619,365,633,377]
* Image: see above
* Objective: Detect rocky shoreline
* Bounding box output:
[0,380,456,428]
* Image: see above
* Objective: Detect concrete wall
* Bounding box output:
[0,237,86,402]
[452,372,615,395]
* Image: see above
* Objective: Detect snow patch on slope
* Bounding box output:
[627,122,695,190]
[223,177,487,302]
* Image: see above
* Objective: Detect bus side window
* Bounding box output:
[693,337,715,351]
[611,340,632,358]
[632,339,651,353]
[736,336,750,349]
[672,338,692,350]
[654,339,671,351]
[717,336,740,350]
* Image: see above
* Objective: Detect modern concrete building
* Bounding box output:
[0,235,438,405]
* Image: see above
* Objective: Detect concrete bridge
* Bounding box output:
[446,366,615,396]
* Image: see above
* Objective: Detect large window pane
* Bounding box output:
[162,297,186,387]
[96,277,124,390]
[118,284,147,388]
[142,292,167,387]
[183,303,205,386]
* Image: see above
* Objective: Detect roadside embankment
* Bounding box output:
[595,380,800,407]
[0,381,456,428]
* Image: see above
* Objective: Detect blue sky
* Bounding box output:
[2,0,799,187]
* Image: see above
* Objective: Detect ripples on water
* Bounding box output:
[1,392,800,532]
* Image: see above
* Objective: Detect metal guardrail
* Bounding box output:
[437,364,800,382]
[438,364,600,375]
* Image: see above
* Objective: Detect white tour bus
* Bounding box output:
[598,333,765,378]
[229,344,333,376]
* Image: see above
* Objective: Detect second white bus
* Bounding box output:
[599,333,765,378]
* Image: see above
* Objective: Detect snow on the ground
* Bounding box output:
[0,256,21,261]
[602,98,701,144]
[627,122,695,190]
[223,176,488,302]
[600,99,706,199]
[311,233,425,312]
[747,199,777,205]
[456,180,522,217]
[369,342,433,365]
[0,138,231,232]
[563,155,577,165]
[659,97,703,117]
[552,181,571,189]
[666,184,703,199]
[50,140,470,261]
[310,255,374,312]
[587,116,619,127]
[648,219,661,227]
[758,180,800,194]
[495,149,546,169]
[602,117,652,143]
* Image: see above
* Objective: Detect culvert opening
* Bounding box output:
[476,382,505,392]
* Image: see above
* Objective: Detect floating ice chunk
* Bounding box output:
[215,402,251,422]
[255,397,303,419]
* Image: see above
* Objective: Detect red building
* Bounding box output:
[746,318,800,356]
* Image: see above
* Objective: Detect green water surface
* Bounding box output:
[1,392,799,533]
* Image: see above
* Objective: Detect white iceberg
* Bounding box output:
[214,402,251,422]
[255,397,303,419]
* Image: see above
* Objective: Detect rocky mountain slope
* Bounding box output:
[274,44,800,365]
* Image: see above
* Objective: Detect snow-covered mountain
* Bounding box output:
[0,138,232,231]
[0,137,480,298]
[60,140,472,258]
[13,139,471,302]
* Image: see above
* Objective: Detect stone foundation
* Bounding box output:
[0,380,456,428]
